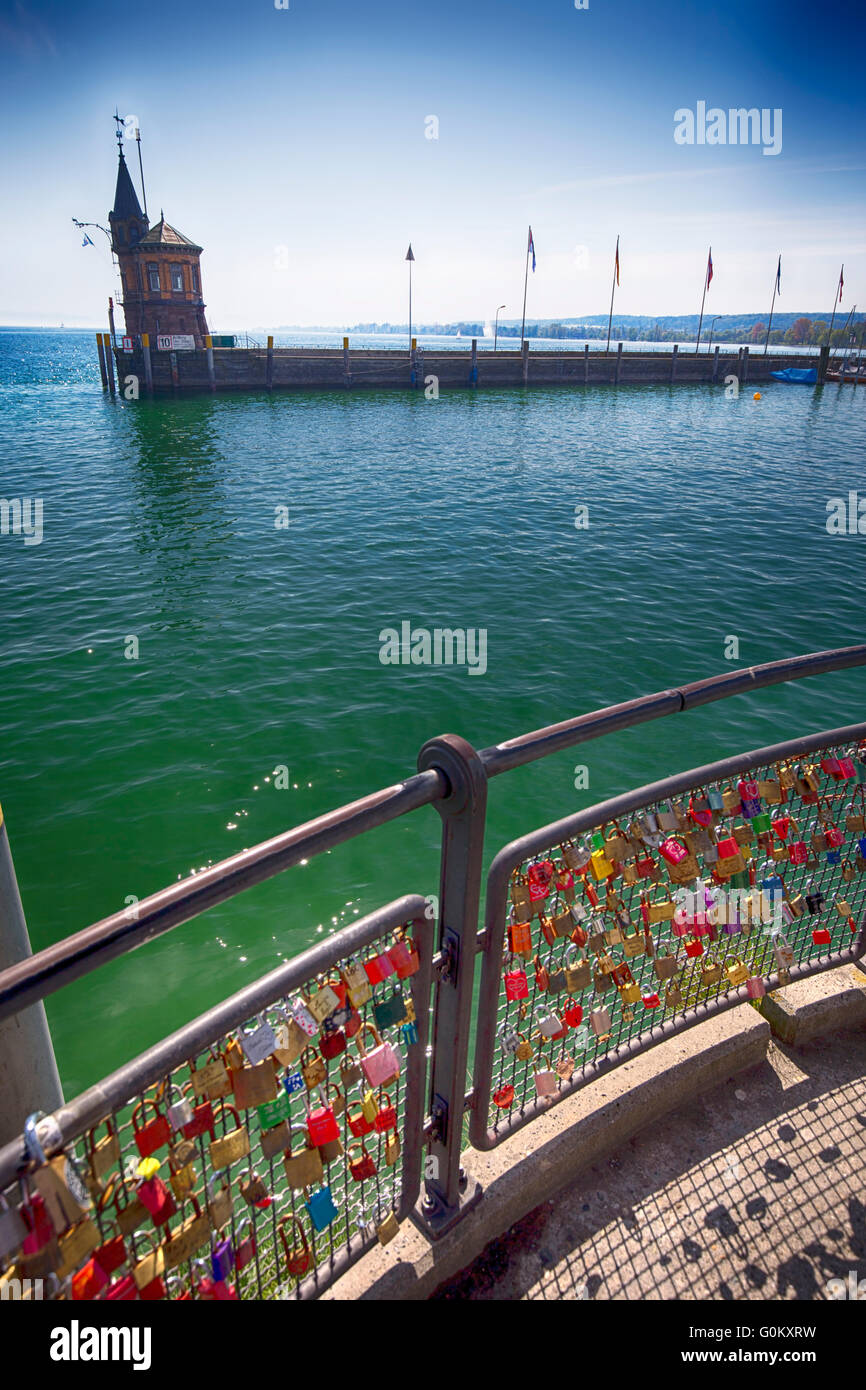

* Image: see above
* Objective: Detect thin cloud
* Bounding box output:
[0,1,58,58]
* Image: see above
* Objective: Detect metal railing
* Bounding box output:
[1,643,866,1299]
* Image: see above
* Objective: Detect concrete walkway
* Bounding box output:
[432,1030,866,1301]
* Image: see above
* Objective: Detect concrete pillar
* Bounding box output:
[470,337,478,386]
[742,345,749,384]
[737,347,743,383]
[266,335,274,392]
[670,344,678,384]
[96,333,108,392]
[141,334,154,397]
[0,807,63,1146]
[615,342,623,386]
[522,339,529,385]
[205,335,216,393]
[104,333,116,396]
[584,343,589,385]
[342,335,351,387]
[712,345,720,383]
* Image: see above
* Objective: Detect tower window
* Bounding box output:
[170,264,184,293]
[191,266,199,294]
[147,263,160,293]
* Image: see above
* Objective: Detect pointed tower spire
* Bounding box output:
[111,146,144,224]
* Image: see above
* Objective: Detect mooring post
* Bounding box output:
[737,347,743,383]
[818,344,830,384]
[96,333,108,392]
[169,350,179,393]
[410,336,417,387]
[522,338,529,385]
[615,341,623,386]
[670,343,678,384]
[584,342,590,385]
[0,804,63,1147]
[266,335,274,393]
[470,337,478,387]
[141,333,154,397]
[742,345,749,385]
[342,335,351,388]
[205,335,216,393]
[104,332,116,396]
[415,735,487,1237]
[712,345,720,383]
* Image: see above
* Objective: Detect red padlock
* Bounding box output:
[94,1233,127,1276]
[812,926,832,945]
[137,1175,177,1228]
[659,837,689,865]
[642,987,661,1009]
[685,938,704,958]
[320,1026,347,1060]
[182,1095,215,1142]
[347,1103,374,1138]
[838,757,855,780]
[306,1096,340,1147]
[132,1099,171,1158]
[363,952,394,986]
[564,999,583,1028]
[583,880,600,908]
[825,824,846,849]
[504,960,529,1002]
[493,1085,515,1109]
[689,797,714,828]
[373,1090,397,1132]
[387,937,419,979]
[528,859,555,890]
[788,841,808,865]
[772,816,791,841]
[508,920,533,954]
[635,855,656,880]
[72,1257,109,1300]
[820,756,843,780]
[348,1141,377,1182]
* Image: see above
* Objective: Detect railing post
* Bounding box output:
[415,734,487,1236]
[0,805,62,1146]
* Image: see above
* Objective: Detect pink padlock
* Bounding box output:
[746,976,766,999]
[659,837,688,865]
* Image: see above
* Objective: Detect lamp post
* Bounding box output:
[707,316,720,354]
[494,305,506,352]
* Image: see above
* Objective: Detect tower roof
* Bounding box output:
[138,217,202,252]
[110,148,144,223]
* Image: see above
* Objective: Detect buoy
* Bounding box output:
[753,392,761,400]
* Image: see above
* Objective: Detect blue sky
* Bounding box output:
[1,0,863,327]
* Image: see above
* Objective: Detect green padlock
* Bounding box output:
[751,812,772,834]
[257,1092,292,1129]
[372,988,408,1031]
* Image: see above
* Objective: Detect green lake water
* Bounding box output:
[0,329,864,1095]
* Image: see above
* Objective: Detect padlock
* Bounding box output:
[533,1055,557,1096]
[805,888,826,914]
[164,1195,210,1272]
[305,1090,341,1147]
[642,985,661,1009]
[207,1173,233,1230]
[515,1033,534,1062]
[136,1165,177,1228]
[619,980,641,1005]
[493,1084,515,1109]
[589,1006,611,1040]
[725,957,749,987]
[508,919,534,955]
[685,938,704,958]
[237,1168,270,1207]
[233,1058,278,1109]
[341,959,372,1009]
[373,1089,397,1133]
[132,1098,171,1159]
[377,1211,400,1245]
[564,945,591,992]
[499,1024,521,1055]
[665,980,684,1009]
[211,1236,234,1283]
[72,1255,110,1300]
[208,1103,251,1170]
[811,925,832,945]
[189,1053,232,1101]
[290,997,319,1037]
[504,957,530,1002]
[746,975,766,999]
[283,1133,324,1190]
[305,1185,339,1233]
[261,1119,292,1160]
[320,1022,347,1060]
[700,961,722,986]
[280,1214,312,1278]
[85,1118,121,1185]
[305,982,341,1027]
[773,934,795,972]
[372,987,408,1032]
[388,934,420,979]
[234,1221,257,1270]
[169,1160,197,1201]
[384,1130,401,1166]
[356,1022,400,1087]
[300,1047,327,1091]
[653,951,678,980]
[563,998,583,1028]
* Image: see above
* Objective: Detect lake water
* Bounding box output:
[0,328,863,1094]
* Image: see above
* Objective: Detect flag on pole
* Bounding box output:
[706,248,713,289]
[405,244,415,262]
[838,264,844,302]
[615,236,620,287]
[775,254,781,295]
[528,226,536,272]
[82,233,94,247]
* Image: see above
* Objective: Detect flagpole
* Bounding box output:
[764,256,780,355]
[695,246,710,354]
[827,265,843,346]
[409,257,412,350]
[605,235,619,354]
[520,232,530,351]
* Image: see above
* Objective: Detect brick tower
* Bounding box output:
[109,139,209,345]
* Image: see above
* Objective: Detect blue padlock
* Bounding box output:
[826,849,841,865]
[283,1071,304,1096]
[859,837,866,857]
[400,1020,419,1046]
[305,1185,339,1233]
[212,1237,234,1282]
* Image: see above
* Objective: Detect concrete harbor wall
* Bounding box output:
[110,340,825,397]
